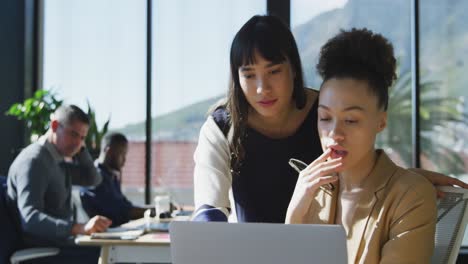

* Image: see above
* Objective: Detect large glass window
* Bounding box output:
[419,0,468,179]
[42,0,147,204]
[420,0,468,245]
[42,0,266,208]
[291,0,413,167]
[150,0,266,207]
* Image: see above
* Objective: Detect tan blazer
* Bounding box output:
[306,150,437,264]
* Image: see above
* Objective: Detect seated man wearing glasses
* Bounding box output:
[7,105,111,264]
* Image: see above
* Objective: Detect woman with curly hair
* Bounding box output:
[286,28,437,263]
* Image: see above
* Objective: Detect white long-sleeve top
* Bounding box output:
[193,115,235,221]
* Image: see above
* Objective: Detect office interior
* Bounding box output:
[0,0,467,262]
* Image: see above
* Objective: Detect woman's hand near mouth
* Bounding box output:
[285,148,343,224]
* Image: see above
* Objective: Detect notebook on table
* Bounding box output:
[90,228,145,240]
[89,221,169,240]
[169,221,347,264]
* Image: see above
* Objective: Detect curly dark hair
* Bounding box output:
[316,28,397,110]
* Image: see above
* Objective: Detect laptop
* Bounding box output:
[170,221,347,264]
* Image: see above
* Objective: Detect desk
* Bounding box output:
[76,218,175,264]
[76,232,170,264]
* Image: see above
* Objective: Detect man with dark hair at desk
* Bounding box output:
[80,132,149,227]
[7,104,112,264]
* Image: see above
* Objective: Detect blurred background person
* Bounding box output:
[7,105,111,264]
[81,132,151,227]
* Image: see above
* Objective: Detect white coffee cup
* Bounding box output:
[154,194,171,218]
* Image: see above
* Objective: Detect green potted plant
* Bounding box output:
[6,89,63,142]
[85,101,110,159]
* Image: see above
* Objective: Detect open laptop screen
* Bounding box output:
[170,221,347,264]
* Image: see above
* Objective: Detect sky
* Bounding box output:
[291,0,348,27]
[42,0,348,129]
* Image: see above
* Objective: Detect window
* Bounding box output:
[42,0,147,203]
[43,0,266,207]
[420,0,468,246]
[419,0,468,180]
[150,0,266,206]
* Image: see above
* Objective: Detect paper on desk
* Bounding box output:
[151,233,170,240]
[106,226,141,232]
[90,229,145,240]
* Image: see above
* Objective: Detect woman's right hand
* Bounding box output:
[285,148,341,224]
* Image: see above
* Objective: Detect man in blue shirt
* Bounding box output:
[81,133,149,227]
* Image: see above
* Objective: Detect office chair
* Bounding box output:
[0,176,59,264]
[431,186,468,264]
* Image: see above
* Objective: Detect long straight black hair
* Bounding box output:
[223,14,307,174]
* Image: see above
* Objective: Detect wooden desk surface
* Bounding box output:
[75,216,191,247]
[74,217,186,264]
